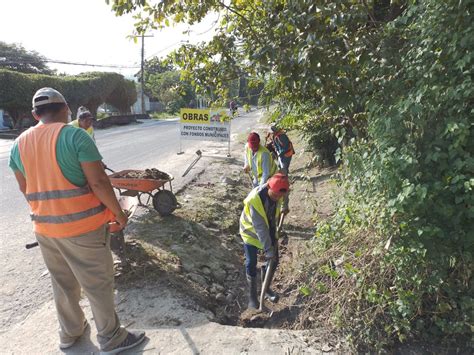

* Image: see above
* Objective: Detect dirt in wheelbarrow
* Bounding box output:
[115,168,170,180]
[109,133,342,349]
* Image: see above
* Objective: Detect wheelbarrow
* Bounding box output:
[107,169,180,216]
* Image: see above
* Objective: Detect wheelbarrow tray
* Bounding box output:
[108,169,173,192]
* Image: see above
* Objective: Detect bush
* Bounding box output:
[300,1,473,350]
[0,70,136,127]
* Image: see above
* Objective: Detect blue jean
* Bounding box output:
[243,242,279,277]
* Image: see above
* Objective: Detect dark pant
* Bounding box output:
[243,241,279,277]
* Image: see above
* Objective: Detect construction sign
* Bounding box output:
[179,108,231,143]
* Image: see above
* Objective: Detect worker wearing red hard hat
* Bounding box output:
[239,173,290,309]
[243,132,277,187]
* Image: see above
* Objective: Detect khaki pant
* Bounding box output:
[36,225,127,350]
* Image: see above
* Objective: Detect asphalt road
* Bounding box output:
[0,109,262,331]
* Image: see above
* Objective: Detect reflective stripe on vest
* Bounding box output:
[239,186,281,249]
[17,122,111,238]
[31,204,106,224]
[246,145,277,181]
[26,185,91,201]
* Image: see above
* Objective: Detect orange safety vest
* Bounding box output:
[18,122,112,238]
[274,131,295,158]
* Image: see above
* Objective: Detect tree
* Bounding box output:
[0,42,53,74]
[0,70,136,127]
[146,70,195,113]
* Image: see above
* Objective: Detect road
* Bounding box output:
[0,110,262,332]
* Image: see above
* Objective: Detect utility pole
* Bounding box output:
[140,34,145,115]
[135,34,153,115]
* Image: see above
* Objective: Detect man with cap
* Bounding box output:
[270,124,294,175]
[70,106,95,141]
[243,132,278,187]
[9,88,145,353]
[239,173,289,309]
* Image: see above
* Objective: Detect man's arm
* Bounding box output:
[243,147,250,172]
[250,205,274,258]
[13,170,27,197]
[81,161,127,227]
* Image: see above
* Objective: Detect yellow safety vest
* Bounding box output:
[69,119,95,139]
[246,144,277,182]
[239,186,282,249]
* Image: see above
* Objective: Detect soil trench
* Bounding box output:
[111,132,338,334]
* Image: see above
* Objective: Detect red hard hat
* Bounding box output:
[268,173,289,192]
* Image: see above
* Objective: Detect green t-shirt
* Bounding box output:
[9,125,102,187]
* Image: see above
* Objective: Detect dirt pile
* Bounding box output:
[115,168,170,180]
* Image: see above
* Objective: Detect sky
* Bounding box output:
[0,0,218,78]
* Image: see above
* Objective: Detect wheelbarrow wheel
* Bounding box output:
[152,190,177,216]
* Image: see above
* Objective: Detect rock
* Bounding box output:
[213,268,227,283]
[188,273,208,286]
[186,234,197,243]
[220,176,237,186]
[321,344,333,352]
[215,293,226,303]
[225,292,236,303]
[211,283,225,293]
[201,265,212,276]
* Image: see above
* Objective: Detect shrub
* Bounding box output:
[300,1,473,349]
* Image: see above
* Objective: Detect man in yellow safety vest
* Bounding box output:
[69,106,95,141]
[243,132,277,187]
[239,173,289,309]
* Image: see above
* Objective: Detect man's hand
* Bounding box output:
[81,161,123,219]
[115,210,128,228]
[265,246,276,260]
[281,208,290,215]
[243,165,250,173]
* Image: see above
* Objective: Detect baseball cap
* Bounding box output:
[77,106,93,119]
[32,87,67,108]
[270,124,278,132]
[268,173,289,192]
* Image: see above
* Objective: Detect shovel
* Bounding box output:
[259,258,275,312]
[182,150,202,177]
[277,212,286,235]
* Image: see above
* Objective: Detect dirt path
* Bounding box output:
[1,114,345,353]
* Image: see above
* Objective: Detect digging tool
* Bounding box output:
[277,212,286,235]
[259,258,275,311]
[182,150,202,177]
[246,172,254,186]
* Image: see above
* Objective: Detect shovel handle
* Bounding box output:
[259,258,274,311]
[25,242,39,249]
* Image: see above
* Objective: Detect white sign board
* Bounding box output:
[179,108,230,143]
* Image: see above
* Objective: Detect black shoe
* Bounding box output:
[265,288,280,303]
[246,275,259,309]
[100,330,146,355]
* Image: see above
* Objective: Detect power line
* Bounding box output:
[0,59,140,69]
[145,40,189,60]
